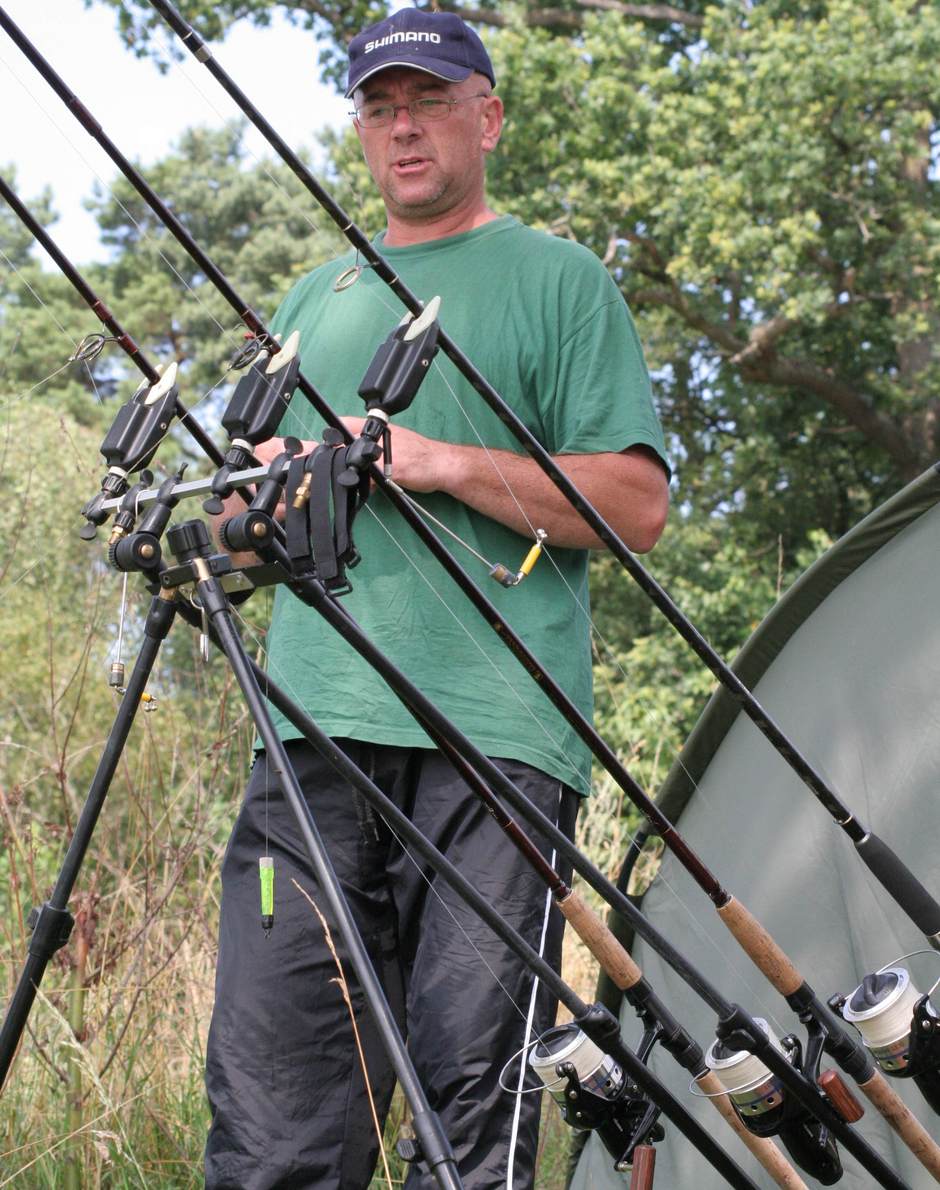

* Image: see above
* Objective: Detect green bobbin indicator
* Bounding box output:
[259,856,275,934]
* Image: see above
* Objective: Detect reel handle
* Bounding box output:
[629,1144,655,1190]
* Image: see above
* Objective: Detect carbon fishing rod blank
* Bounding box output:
[836,964,940,1113]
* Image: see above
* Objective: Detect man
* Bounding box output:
[205,9,669,1189]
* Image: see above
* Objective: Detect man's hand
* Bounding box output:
[226,426,669,556]
[342,418,444,493]
[251,436,317,468]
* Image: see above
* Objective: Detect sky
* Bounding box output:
[0,0,357,263]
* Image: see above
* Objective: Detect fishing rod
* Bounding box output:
[187,457,904,1187]
[0,176,793,1181]
[3,12,933,1176]
[142,0,940,954]
[170,297,920,1185]
[0,172,227,529]
[113,404,882,1186]
[173,521,768,1190]
[248,533,927,1189]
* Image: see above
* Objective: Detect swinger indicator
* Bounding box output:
[259,856,274,935]
[489,530,548,588]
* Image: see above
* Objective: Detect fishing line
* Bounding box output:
[0,46,247,357]
[357,497,791,1031]
[227,597,539,1028]
[101,20,713,817]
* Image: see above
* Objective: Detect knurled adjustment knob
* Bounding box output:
[166,519,211,563]
[220,510,273,553]
[109,533,162,572]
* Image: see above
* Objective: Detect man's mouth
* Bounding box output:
[393,156,429,173]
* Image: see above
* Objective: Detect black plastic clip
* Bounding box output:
[27,903,74,961]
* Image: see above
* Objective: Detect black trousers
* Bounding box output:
[204,738,579,1190]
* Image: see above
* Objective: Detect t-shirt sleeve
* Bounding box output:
[540,267,669,472]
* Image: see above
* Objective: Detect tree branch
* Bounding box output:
[426,2,704,32]
[761,355,920,476]
[578,0,704,26]
[632,285,921,476]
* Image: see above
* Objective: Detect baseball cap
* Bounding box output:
[345,10,495,98]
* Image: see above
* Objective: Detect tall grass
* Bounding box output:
[0,408,650,1186]
[1,727,632,1188]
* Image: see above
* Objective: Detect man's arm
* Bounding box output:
[339,420,669,552]
[240,424,668,555]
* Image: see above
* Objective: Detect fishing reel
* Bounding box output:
[831,956,940,1114]
[527,1021,664,1175]
[203,331,301,515]
[81,363,180,538]
[706,1017,846,1184]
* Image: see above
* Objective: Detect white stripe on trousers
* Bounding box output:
[505,783,563,1189]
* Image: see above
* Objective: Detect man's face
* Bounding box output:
[353,68,503,228]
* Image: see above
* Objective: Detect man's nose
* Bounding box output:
[390,103,421,133]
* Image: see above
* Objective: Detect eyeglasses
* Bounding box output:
[351,94,490,129]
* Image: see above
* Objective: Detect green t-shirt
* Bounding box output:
[265,215,667,794]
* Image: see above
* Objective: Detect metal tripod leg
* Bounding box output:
[0,589,178,1090]
[188,558,463,1190]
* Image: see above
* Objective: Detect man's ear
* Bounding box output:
[481,94,504,154]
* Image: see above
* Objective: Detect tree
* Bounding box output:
[88,122,346,396]
[90,1,939,546]
[0,130,345,1184]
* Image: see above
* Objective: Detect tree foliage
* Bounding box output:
[11,0,936,788]
[2,5,936,1177]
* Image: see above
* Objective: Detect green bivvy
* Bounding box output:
[571,463,940,1190]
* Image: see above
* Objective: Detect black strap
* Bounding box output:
[284,434,373,594]
[308,442,341,583]
[284,454,315,576]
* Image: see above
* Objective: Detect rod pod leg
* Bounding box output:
[0,590,177,1092]
[181,554,462,1190]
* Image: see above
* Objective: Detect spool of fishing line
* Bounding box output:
[528,1024,624,1111]
[841,966,935,1072]
[705,1018,787,1118]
